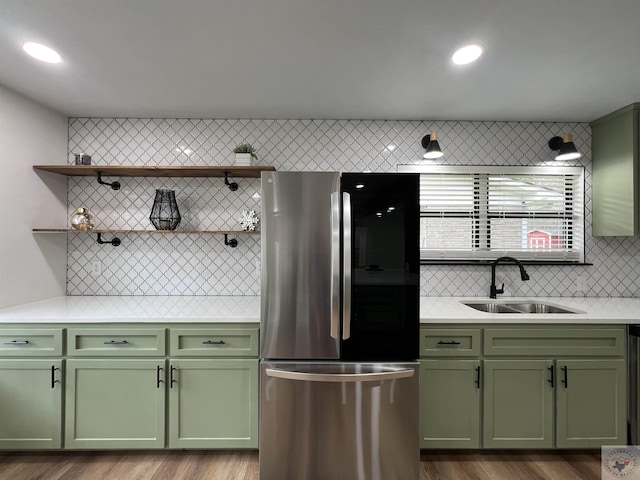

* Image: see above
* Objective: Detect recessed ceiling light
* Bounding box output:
[23,42,62,63]
[452,44,484,65]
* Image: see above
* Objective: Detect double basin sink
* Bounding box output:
[462,301,579,314]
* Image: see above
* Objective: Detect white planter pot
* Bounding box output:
[235,153,253,166]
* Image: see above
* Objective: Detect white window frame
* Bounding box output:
[398,164,585,263]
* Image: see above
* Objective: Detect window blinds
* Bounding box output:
[399,165,585,262]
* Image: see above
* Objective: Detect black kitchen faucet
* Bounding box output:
[489,256,530,298]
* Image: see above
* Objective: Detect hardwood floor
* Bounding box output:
[421,450,601,480]
[0,449,600,480]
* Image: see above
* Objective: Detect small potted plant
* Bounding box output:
[233,143,258,166]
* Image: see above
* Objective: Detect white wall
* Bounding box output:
[0,84,68,308]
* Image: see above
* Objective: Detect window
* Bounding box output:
[397,165,585,263]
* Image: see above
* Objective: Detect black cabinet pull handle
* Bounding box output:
[437,340,461,345]
[202,340,226,345]
[475,365,481,389]
[547,365,554,387]
[156,365,164,389]
[561,365,568,388]
[170,366,177,388]
[50,365,61,389]
[103,340,128,345]
[4,340,29,345]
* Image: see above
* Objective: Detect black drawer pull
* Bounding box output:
[202,340,226,345]
[4,340,29,345]
[51,365,61,389]
[547,365,554,387]
[437,340,461,345]
[561,365,568,388]
[170,366,177,388]
[475,365,481,389]
[104,340,129,345]
[156,365,164,389]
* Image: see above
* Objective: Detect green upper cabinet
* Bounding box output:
[0,359,62,449]
[591,103,640,236]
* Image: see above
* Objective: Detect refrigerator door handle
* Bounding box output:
[342,191,352,340]
[330,191,341,339]
[265,367,414,383]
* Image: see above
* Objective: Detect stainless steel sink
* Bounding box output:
[461,301,578,314]
[506,303,577,314]
[462,303,522,313]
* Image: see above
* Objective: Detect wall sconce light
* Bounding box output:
[422,132,444,159]
[548,134,582,161]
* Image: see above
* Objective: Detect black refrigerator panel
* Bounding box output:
[340,173,420,361]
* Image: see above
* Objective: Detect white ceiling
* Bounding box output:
[1,0,639,122]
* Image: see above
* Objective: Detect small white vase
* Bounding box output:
[235,153,253,166]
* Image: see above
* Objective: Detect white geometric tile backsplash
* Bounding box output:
[67,118,640,297]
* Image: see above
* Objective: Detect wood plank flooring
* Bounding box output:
[0,450,601,480]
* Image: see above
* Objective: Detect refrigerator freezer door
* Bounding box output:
[261,172,341,360]
[340,173,420,362]
[259,361,420,480]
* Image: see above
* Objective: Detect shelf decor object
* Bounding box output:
[149,189,181,230]
[239,210,260,231]
[233,144,257,166]
[69,207,94,231]
[73,152,91,165]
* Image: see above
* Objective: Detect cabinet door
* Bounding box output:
[556,359,627,448]
[169,359,258,448]
[65,359,165,449]
[0,359,62,449]
[420,359,481,448]
[591,104,639,236]
[483,359,554,448]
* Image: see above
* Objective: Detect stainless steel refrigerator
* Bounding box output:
[259,171,420,480]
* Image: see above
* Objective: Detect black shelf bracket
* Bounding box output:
[96,233,121,247]
[96,171,121,190]
[223,171,238,191]
[224,234,238,248]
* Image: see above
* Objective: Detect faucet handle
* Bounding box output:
[496,283,505,295]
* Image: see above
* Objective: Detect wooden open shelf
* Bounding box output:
[33,165,275,178]
[33,229,260,235]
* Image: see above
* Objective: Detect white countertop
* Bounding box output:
[0,295,639,324]
[420,297,640,324]
[0,296,261,323]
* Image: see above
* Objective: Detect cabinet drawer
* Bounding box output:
[420,328,481,357]
[67,328,166,356]
[483,327,626,357]
[0,329,63,357]
[170,328,259,357]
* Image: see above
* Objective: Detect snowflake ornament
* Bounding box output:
[239,209,260,231]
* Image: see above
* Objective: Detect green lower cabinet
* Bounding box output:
[420,360,481,448]
[0,359,62,449]
[65,359,165,449]
[168,359,258,448]
[556,359,627,448]
[483,360,554,448]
